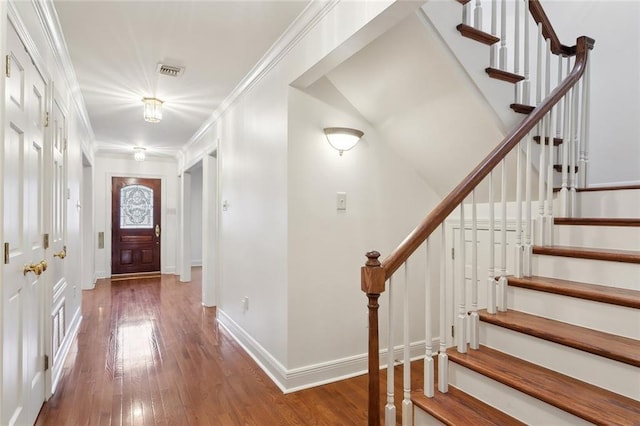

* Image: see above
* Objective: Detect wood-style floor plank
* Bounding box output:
[35,269,422,425]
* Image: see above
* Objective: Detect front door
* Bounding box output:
[111,177,161,274]
[2,21,47,425]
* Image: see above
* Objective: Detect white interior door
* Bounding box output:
[2,21,47,426]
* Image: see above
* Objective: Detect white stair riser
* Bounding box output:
[508,286,639,339]
[576,190,640,218]
[532,254,640,291]
[480,323,639,399]
[414,409,446,426]
[555,225,640,251]
[449,362,592,425]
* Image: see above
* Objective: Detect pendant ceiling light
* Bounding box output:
[142,97,163,123]
[133,146,146,162]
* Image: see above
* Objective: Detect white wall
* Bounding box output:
[93,155,178,278]
[287,87,441,374]
[189,165,203,266]
[544,1,640,187]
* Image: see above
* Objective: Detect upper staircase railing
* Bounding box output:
[361,0,594,424]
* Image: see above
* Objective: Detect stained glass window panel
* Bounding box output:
[120,185,153,229]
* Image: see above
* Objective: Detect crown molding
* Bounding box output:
[181,0,340,157]
[31,0,95,149]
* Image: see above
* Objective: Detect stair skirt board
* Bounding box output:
[480,323,639,399]
[554,224,640,251]
[507,286,639,340]
[448,362,593,425]
[532,255,640,291]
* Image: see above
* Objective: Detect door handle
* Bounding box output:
[155,224,160,238]
[54,246,67,259]
[23,260,47,276]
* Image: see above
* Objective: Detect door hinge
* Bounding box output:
[451,325,455,338]
[3,242,9,264]
[44,111,50,128]
[5,55,10,78]
[451,248,455,259]
[44,234,49,250]
[44,355,49,371]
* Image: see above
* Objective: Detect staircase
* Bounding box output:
[360,1,639,424]
[413,190,640,423]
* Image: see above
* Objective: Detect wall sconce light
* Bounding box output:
[133,146,146,162]
[323,127,364,156]
[142,97,163,123]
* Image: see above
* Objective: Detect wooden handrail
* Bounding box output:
[529,0,575,56]
[382,35,593,279]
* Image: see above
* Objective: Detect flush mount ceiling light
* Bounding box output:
[142,97,163,123]
[323,127,364,156]
[133,146,146,162]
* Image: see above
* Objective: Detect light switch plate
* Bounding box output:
[337,192,347,211]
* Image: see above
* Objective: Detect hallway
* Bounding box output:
[35,269,376,425]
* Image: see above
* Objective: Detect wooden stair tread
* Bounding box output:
[533,245,640,264]
[411,387,525,426]
[447,345,640,424]
[478,309,640,367]
[555,217,640,227]
[456,24,499,45]
[553,164,579,173]
[508,275,640,309]
[577,185,640,192]
[510,103,535,114]
[485,67,525,83]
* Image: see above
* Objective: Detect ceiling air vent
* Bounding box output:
[156,64,184,78]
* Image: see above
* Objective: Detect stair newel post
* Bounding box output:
[438,226,449,393]
[402,261,412,426]
[578,54,591,189]
[524,132,533,277]
[499,0,508,70]
[474,0,483,30]
[470,191,480,349]
[362,251,386,426]
[523,0,531,105]
[515,136,524,279]
[498,159,508,312]
[490,0,497,68]
[423,238,434,398]
[456,203,468,353]
[487,171,497,314]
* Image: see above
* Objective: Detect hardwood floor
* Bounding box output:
[36,269,422,425]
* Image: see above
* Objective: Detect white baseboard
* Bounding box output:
[162,266,176,274]
[95,270,109,280]
[51,308,82,394]
[217,308,438,393]
[191,260,202,267]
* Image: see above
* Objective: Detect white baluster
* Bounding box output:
[560,78,572,217]
[579,56,591,189]
[403,262,411,425]
[523,0,531,105]
[470,190,479,349]
[538,116,547,245]
[514,0,521,103]
[515,137,524,279]
[499,0,508,70]
[498,159,508,312]
[457,204,467,353]
[524,132,533,276]
[569,79,580,217]
[487,171,497,314]
[536,23,543,105]
[556,55,564,141]
[546,109,555,245]
[463,1,470,26]
[424,238,434,398]
[438,226,448,393]
[474,0,483,30]
[386,277,396,424]
[490,0,497,68]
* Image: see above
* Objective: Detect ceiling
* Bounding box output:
[53,0,309,159]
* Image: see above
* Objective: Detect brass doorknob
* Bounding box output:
[54,246,67,259]
[23,260,47,276]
